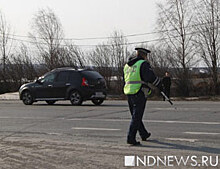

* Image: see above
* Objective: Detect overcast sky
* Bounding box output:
[0,0,164,47]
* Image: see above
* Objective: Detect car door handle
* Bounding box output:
[66,83,71,86]
[48,85,53,87]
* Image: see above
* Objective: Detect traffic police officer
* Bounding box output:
[124,48,162,145]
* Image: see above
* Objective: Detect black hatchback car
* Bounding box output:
[19,68,107,105]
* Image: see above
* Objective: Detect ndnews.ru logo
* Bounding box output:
[124,155,219,167]
[124,156,136,167]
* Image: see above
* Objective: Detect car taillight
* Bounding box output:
[81,77,89,86]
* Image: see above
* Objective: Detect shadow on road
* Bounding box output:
[32,103,128,107]
[139,139,220,155]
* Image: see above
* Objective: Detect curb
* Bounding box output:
[0,92,19,100]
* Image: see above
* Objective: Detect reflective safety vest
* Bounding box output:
[123,60,145,95]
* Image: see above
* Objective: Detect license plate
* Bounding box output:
[95,92,104,96]
[95,92,105,98]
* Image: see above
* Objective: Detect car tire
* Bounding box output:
[92,99,104,106]
[22,91,34,105]
[69,90,83,106]
[46,100,56,105]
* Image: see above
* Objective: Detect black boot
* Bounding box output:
[127,140,141,146]
[141,133,151,141]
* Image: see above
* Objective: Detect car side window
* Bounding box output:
[69,72,81,84]
[42,73,56,83]
[56,72,70,82]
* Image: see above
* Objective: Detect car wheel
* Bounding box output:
[92,99,104,106]
[70,90,83,105]
[46,100,56,105]
[22,91,33,105]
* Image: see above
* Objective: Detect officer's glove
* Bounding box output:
[142,87,152,98]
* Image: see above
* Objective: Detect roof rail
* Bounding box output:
[51,67,76,72]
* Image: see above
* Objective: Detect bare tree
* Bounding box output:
[63,43,86,69]
[30,8,64,70]
[193,0,220,95]
[17,44,37,80]
[89,43,113,88]
[88,31,130,93]
[0,11,13,80]
[7,44,37,89]
[148,45,173,76]
[108,31,130,93]
[0,11,14,94]
[157,0,197,96]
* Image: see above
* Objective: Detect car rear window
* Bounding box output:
[81,71,103,79]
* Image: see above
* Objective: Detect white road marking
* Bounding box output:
[47,133,62,136]
[68,118,130,122]
[153,107,212,111]
[147,120,220,125]
[166,138,198,143]
[71,127,121,131]
[67,118,220,125]
[0,116,49,120]
[184,132,220,135]
[1,116,219,125]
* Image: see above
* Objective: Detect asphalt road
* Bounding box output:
[0,100,219,169]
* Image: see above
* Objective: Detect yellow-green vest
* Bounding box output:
[123,60,145,95]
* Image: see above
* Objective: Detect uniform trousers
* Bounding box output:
[127,90,149,142]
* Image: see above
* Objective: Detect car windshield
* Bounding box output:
[37,72,56,83]
[38,71,51,80]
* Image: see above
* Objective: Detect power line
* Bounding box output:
[3,31,195,48]
[1,19,219,42]
[1,21,220,48]
[1,31,160,41]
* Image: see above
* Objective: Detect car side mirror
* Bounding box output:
[36,78,43,84]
